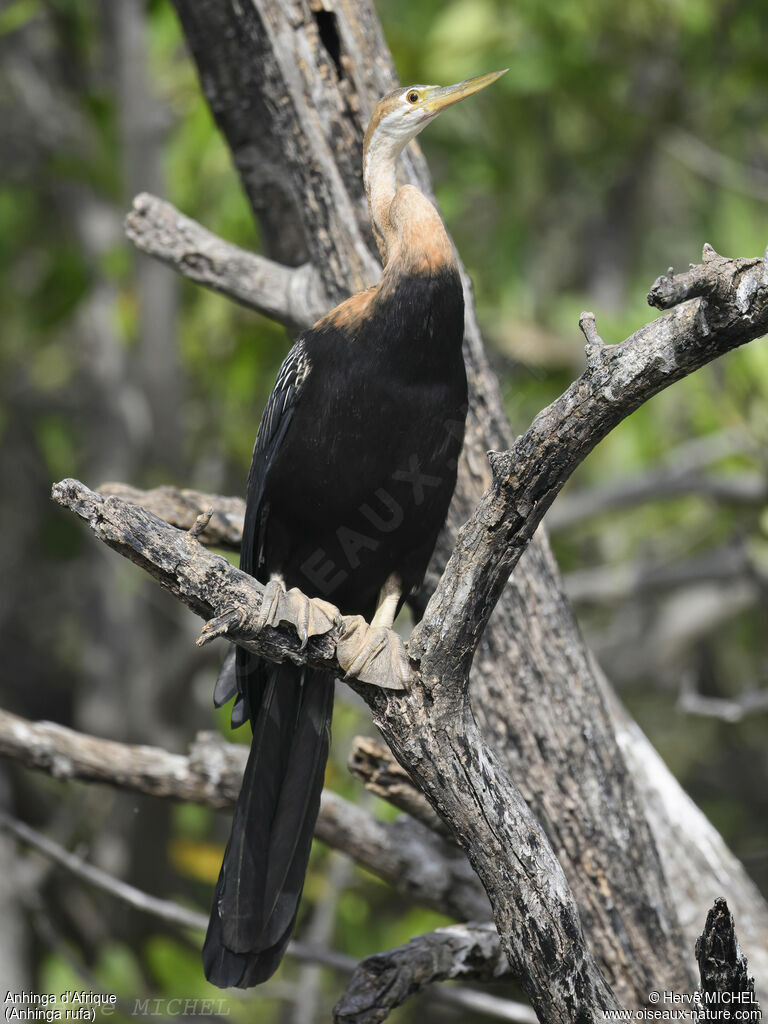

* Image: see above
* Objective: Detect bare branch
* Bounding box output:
[125,192,328,331]
[347,736,448,836]
[413,248,768,682]
[0,706,236,808]
[678,675,768,724]
[1,812,524,1024]
[333,923,535,1024]
[52,479,621,1019]
[564,540,760,605]
[0,707,488,922]
[647,243,767,310]
[98,481,244,548]
[51,478,350,674]
[547,427,764,533]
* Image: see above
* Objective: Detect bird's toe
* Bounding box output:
[254,578,287,632]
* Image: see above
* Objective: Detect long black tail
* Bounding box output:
[203,654,334,988]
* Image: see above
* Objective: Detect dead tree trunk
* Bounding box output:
[159,0,767,1005]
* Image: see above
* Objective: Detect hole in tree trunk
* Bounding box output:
[314,10,343,80]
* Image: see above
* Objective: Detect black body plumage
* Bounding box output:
[203,263,467,986]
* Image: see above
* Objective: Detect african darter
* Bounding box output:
[204,68,507,988]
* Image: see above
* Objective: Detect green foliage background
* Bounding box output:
[1,0,767,1019]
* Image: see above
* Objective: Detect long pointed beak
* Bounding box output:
[421,69,508,116]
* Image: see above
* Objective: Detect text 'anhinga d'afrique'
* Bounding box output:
[204,68,507,988]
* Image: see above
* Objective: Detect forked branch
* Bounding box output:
[53,248,766,1017]
[53,247,768,1020]
[410,245,768,687]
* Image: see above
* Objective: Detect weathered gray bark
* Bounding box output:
[695,899,760,1020]
[125,193,327,332]
[160,0,768,1005]
[347,735,447,836]
[99,479,245,549]
[334,923,526,1024]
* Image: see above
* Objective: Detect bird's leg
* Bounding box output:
[256,575,342,650]
[337,574,409,690]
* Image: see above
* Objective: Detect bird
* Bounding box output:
[203,68,507,989]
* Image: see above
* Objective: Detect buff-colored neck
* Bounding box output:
[363,130,400,264]
[363,134,454,273]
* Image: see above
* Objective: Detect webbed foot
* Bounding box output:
[337,615,409,690]
[257,578,341,649]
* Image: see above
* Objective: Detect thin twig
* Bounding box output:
[189,506,214,539]
[0,707,489,921]
[578,310,610,369]
[678,673,768,723]
[0,809,206,932]
[1,812,531,1023]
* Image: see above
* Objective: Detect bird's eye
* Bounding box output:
[407,90,420,104]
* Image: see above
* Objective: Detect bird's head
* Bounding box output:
[363,69,508,182]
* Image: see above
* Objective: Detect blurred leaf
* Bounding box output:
[145,936,218,997]
[168,837,224,884]
[0,0,40,35]
[35,416,78,478]
[40,942,145,1000]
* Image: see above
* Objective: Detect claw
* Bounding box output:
[197,605,246,647]
[337,615,409,690]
